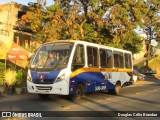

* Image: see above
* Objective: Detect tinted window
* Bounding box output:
[113,51,124,68]
[100,49,106,68]
[106,50,113,68]
[31,43,73,69]
[72,44,85,71]
[124,53,132,68]
[87,46,98,67]
[100,49,113,68]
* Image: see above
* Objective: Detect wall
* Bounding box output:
[0,2,31,49]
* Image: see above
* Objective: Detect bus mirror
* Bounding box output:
[29,54,35,61]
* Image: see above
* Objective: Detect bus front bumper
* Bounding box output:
[27,80,69,95]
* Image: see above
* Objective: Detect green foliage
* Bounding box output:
[7,62,16,70]
[104,0,149,45]
[123,32,143,54]
[81,23,97,42]
[3,69,17,87]
[16,69,23,87]
[0,62,5,86]
[20,0,159,54]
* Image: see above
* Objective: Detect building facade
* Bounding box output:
[0,2,32,50]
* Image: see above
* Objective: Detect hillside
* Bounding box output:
[148,56,160,78]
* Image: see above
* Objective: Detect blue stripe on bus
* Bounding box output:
[69,72,115,94]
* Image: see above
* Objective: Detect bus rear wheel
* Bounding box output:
[38,94,50,99]
[108,83,121,95]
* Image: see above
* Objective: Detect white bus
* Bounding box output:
[27,40,133,99]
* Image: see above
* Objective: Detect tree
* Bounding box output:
[59,0,113,44]
[20,2,47,43]
[20,0,159,54]
[123,31,143,54]
[143,0,160,41]
[103,0,148,46]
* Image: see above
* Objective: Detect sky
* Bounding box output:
[0,0,54,6]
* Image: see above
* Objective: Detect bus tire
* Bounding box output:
[108,82,121,95]
[38,94,50,99]
[115,83,121,95]
[73,84,85,100]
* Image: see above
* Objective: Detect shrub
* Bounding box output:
[16,69,23,87]
[0,62,5,86]
[3,69,17,87]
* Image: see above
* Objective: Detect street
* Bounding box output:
[0,77,160,119]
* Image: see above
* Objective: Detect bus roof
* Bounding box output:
[44,40,78,44]
[43,40,132,53]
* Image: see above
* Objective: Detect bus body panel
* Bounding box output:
[70,72,107,94]
[69,68,132,94]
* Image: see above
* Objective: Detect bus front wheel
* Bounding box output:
[73,84,85,99]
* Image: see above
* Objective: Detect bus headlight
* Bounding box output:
[55,73,65,83]
[27,75,32,82]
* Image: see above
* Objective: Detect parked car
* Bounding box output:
[133,70,146,81]
[132,74,138,83]
[145,70,157,75]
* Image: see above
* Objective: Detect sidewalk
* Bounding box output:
[0,86,28,99]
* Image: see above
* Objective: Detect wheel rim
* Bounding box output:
[75,87,82,97]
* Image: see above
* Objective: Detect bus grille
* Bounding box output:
[33,79,54,84]
[36,86,52,91]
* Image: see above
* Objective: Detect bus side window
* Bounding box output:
[100,49,113,68]
[113,51,124,68]
[124,53,132,68]
[106,50,113,68]
[114,52,119,68]
[87,46,98,67]
[100,49,106,68]
[72,44,85,71]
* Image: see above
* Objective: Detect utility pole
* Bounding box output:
[145,26,152,68]
[144,4,155,70]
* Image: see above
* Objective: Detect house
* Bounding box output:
[0,2,32,50]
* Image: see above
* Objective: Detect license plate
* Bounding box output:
[36,90,49,94]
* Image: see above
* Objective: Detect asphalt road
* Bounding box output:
[0,77,160,119]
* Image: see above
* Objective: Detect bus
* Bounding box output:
[27,40,133,99]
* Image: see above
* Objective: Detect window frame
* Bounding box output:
[87,46,99,67]
[99,48,107,68]
[106,49,113,68]
[124,53,132,69]
[113,51,124,68]
[71,44,85,71]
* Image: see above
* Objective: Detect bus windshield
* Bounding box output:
[31,42,73,70]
